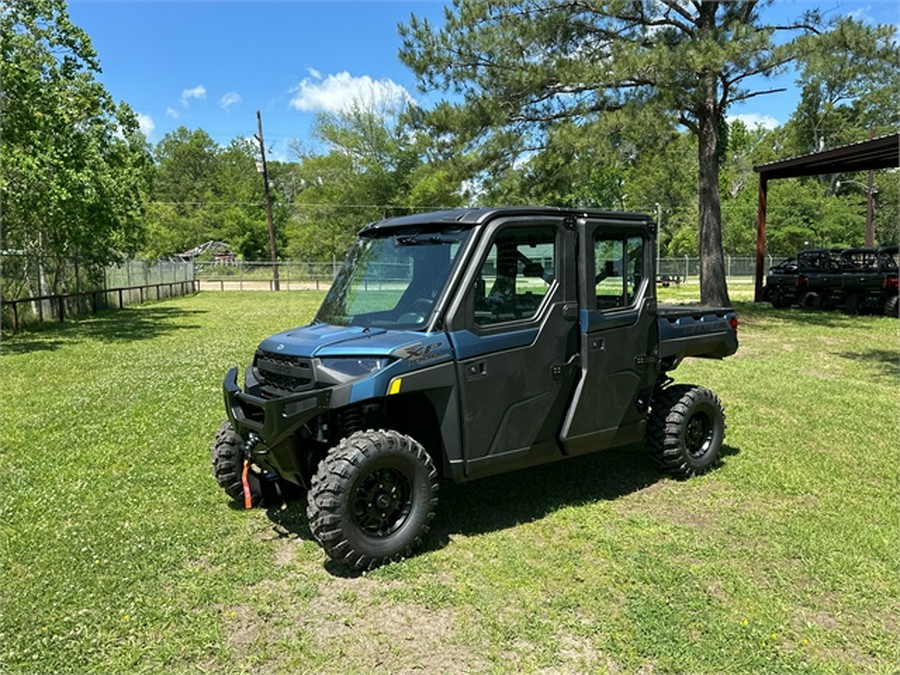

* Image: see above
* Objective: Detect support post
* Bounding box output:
[754,173,768,303]
[866,127,875,247]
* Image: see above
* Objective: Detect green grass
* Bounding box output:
[2,291,898,673]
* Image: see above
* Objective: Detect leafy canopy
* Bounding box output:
[1,0,151,284]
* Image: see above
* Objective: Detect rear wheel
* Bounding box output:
[884,295,899,318]
[648,385,726,478]
[307,429,438,571]
[800,291,821,310]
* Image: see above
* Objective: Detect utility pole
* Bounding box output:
[256,110,280,290]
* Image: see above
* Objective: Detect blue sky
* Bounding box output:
[68,0,897,161]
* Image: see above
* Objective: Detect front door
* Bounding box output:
[559,219,658,454]
[445,217,579,479]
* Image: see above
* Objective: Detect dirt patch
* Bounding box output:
[224,573,486,672]
[548,633,623,674]
[302,576,486,672]
[272,537,296,567]
[625,479,744,530]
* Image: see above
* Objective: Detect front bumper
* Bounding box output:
[223,367,334,485]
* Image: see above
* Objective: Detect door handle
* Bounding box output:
[465,361,487,380]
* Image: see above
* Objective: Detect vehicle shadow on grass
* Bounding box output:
[834,349,900,381]
[424,442,740,552]
[263,443,740,577]
[734,301,891,330]
[0,305,206,355]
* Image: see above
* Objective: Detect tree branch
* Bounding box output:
[768,22,821,34]
[727,87,787,105]
[659,0,696,27]
[678,114,699,134]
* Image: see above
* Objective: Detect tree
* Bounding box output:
[285,101,463,261]
[142,128,219,258]
[787,17,898,156]
[143,131,280,260]
[399,0,847,305]
[1,0,151,296]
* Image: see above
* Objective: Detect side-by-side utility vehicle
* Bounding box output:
[213,208,738,570]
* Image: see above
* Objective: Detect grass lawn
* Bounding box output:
[2,290,898,673]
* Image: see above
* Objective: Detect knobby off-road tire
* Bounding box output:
[884,295,899,318]
[211,420,267,506]
[844,293,863,315]
[307,429,438,571]
[800,292,821,310]
[647,385,726,479]
[770,291,791,309]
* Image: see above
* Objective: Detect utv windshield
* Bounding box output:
[316,226,473,329]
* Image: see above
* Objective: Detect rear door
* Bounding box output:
[444,216,579,479]
[559,218,659,455]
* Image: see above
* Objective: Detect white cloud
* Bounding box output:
[180,85,207,106]
[728,113,780,131]
[166,107,180,119]
[136,113,155,139]
[289,71,413,113]
[307,67,322,80]
[220,91,242,110]
[847,5,872,21]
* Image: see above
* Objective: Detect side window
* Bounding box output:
[473,226,556,326]
[594,233,644,309]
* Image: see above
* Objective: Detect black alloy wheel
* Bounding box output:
[353,466,412,536]
[307,429,438,571]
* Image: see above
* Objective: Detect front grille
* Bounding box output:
[254,350,314,394]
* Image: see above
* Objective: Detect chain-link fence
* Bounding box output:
[195,260,342,291]
[2,252,782,331]
[657,255,778,282]
[1,256,195,332]
[196,256,780,291]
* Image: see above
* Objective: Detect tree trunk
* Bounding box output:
[696,76,731,308]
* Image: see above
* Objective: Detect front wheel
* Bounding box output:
[770,291,791,309]
[211,420,289,507]
[647,385,726,478]
[307,430,439,571]
[212,420,260,504]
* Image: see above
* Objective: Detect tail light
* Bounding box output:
[884,276,898,290]
[730,316,738,332]
[796,275,809,288]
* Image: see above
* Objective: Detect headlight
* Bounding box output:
[316,357,391,384]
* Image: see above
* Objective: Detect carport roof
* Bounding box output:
[753,132,899,179]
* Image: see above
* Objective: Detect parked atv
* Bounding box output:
[213,207,738,570]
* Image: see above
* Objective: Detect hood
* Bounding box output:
[257,322,439,359]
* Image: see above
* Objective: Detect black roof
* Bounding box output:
[359,206,651,234]
[754,133,899,180]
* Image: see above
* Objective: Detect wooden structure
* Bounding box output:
[752,133,899,302]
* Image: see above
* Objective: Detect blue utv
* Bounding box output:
[213,207,738,570]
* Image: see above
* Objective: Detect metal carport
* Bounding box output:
[752,132,899,302]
